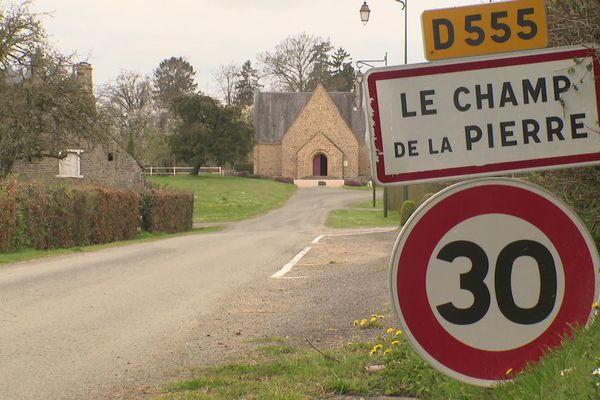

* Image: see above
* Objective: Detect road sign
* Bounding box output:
[390,178,600,386]
[364,45,600,186]
[422,0,548,61]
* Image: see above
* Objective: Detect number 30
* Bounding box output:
[436,240,557,325]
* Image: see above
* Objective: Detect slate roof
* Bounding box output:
[253,90,367,144]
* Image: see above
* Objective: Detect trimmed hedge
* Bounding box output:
[140,189,194,233]
[0,180,193,253]
[0,182,140,251]
[0,180,18,252]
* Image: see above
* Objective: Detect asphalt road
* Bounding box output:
[0,187,394,400]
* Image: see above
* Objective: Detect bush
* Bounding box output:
[400,200,417,226]
[274,176,294,184]
[140,189,193,233]
[344,179,363,187]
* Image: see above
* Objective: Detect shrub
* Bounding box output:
[344,179,363,187]
[140,189,193,233]
[400,200,417,226]
[274,176,294,184]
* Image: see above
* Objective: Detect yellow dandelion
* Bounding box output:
[383,349,392,355]
[593,302,600,310]
[369,348,377,356]
[370,317,378,323]
[372,314,378,318]
[360,319,367,327]
[395,330,403,336]
[386,327,394,334]
[353,320,359,326]
[391,340,400,346]
[378,315,385,319]
[505,368,513,376]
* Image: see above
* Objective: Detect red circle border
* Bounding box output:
[394,181,598,383]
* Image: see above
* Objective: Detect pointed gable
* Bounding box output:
[281,84,359,179]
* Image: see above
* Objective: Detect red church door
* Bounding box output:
[312,154,328,176]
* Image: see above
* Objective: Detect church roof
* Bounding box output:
[253,89,367,144]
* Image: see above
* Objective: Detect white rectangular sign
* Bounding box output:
[364,45,600,185]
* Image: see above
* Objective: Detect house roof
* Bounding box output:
[253,89,367,144]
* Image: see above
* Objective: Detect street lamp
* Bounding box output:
[359,0,408,65]
[359,1,371,25]
[359,0,410,203]
[355,53,389,215]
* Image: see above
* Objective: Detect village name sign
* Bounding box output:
[364,0,600,388]
[365,46,600,185]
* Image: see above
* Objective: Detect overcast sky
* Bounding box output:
[31,0,485,97]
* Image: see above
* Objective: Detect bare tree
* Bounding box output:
[546,0,600,46]
[526,0,600,241]
[104,71,152,114]
[0,2,103,177]
[0,0,45,74]
[214,63,240,106]
[259,33,331,92]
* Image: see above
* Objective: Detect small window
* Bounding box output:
[57,150,84,178]
[107,153,114,161]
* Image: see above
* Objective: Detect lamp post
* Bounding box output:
[355,53,389,216]
[360,0,409,204]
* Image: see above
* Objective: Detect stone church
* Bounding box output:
[253,85,371,184]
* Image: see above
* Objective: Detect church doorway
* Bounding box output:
[312,153,328,177]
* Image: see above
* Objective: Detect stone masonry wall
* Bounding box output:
[253,144,282,176]
[358,144,372,177]
[11,143,144,190]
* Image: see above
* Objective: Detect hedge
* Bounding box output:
[0,180,193,253]
[140,189,194,233]
[0,182,140,251]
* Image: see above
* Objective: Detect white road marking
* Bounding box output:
[271,247,312,279]
[272,228,397,279]
[311,235,325,244]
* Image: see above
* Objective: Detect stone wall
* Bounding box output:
[11,143,144,190]
[253,144,282,176]
[358,144,372,177]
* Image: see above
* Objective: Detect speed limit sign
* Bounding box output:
[390,178,599,386]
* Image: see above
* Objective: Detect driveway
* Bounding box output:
[0,187,398,400]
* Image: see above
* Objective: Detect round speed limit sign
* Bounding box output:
[390,178,599,386]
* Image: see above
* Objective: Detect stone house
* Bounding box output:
[9,63,145,190]
[253,84,371,184]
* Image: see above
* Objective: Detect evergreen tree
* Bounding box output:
[152,56,198,108]
[328,47,355,92]
[234,60,261,107]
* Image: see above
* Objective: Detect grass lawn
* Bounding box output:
[148,175,297,223]
[155,315,600,400]
[325,198,400,228]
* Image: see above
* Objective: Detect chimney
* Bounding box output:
[74,62,93,92]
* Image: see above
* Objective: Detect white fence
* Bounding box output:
[145,166,223,176]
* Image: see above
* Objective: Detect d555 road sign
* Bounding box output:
[422,0,548,61]
[390,178,600,386]
[364,45,600,186]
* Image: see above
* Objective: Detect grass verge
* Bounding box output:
[325,198,400,228]
[147,175,297,223]
[0,227,222,265]
[155,315,600,399]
